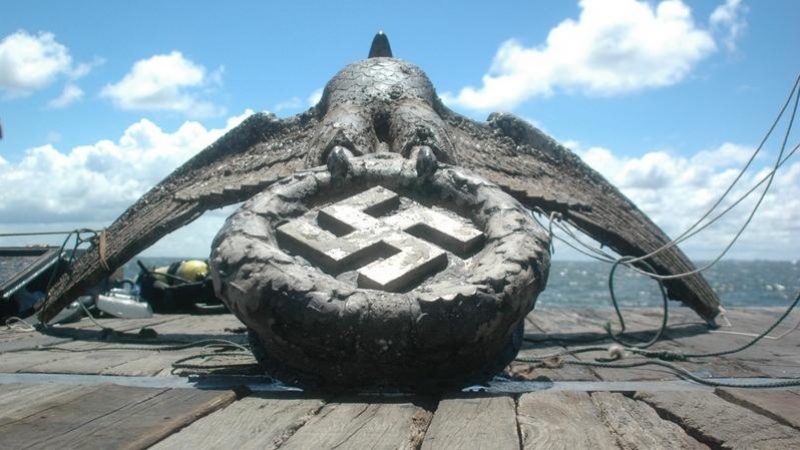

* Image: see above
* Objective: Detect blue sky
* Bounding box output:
[1,0,798,260]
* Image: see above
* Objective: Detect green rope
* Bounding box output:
[683,289,800,359]
[517,289,800,389]
[603,257,669,349]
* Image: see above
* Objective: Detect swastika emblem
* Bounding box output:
[276,186,484,292]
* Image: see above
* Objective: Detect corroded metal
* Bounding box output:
[211,153,549,388]
[42,32,720,332]
[275,185,484,292]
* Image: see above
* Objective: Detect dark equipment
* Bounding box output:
[134,260,226,314]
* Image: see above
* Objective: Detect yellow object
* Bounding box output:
[176,260,208,282]
[153,260,208,285]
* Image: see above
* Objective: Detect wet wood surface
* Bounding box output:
[1,306,798,449]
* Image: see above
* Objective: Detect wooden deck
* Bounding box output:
[1,306,799,449]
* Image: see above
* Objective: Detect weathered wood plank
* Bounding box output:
[635,390,800,449]
[517,391,618,449]
[422,395,519,450]
[0,384,236,450]
[279,397,431,450]
[0,316,187,373]
[522,308,677,382]
[658,309,790,379]
[704,307,800,377]
[150,394,326,450]
[719,308,800,341]
[581,308,747,382]
[590,391,709,449]
[17,340,157,375]
[0,330,71,352]
[50,314,183,334]
[0,326,54,342]
[0,383,93,427]
[654,307,800,379]
[0,384,163,448]
[0,314,252,377]
[0,347,87,373]
[527,308,610,339]
[715,388,800,430]
[517,310,602,381]
[10,308,792,382]
[0,335,71,355]
[102,348,236,377]
[523,307,800,382]
[95,314,252,376]
[142,314,245,338]
[512,348,603,382]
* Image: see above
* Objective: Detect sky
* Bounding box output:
[1,0,798,262]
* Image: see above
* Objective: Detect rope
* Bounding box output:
[171,352,258,371]
[683,289,800,358]
[76,297,107,330]
[603,258,669,348]
[517,289,800,389]
[4,317,36,332]
[98,228,110,271]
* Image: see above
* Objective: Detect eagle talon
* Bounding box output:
[327,146,353,180]
[413,146,439,179]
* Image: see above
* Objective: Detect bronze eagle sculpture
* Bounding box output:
[40,32,720,325]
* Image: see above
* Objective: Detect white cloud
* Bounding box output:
[1,117,796,260]
[101,51,225,117]
[48,83,83,109]
[574,143,800,260]
[307,88,324,106]
[0,110,252,239]
[710,0,748,51]
[443,0,739,111]
[0,30,80,98]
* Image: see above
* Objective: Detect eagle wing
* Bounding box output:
[441,108,720,324]
[40,111,319,323]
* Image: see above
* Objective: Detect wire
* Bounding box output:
[532,72,800,287]
[604,257,669,348]
[619,75,800,279]
[0,229,103,237]
[525,72,800,351]
[36,228,107,325]
[684,289,800,358]
[517,289,800,389]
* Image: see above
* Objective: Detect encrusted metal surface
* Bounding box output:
[42,32,720,329]
[210,154,549,387]
[276,186,483,292]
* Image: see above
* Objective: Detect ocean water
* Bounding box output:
[125,258,799,309]
[535,260,799,309]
